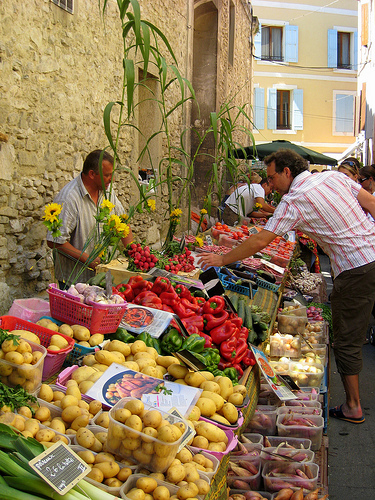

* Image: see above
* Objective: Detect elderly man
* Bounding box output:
[198,149,375,424]
[47,149,133,286]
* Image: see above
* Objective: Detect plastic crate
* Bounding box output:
[256,277,280,293]
[64,343,96,366]
[8,298,50,322]
[48,283,127,334]
[0,315,74,381]
[217,272,251,296]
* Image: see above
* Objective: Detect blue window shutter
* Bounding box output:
[293,89,303,130]
[328,29,337,68]
[267,88,277,130]
[254,88,265,130]
[285,25,298,63]
[254,23,261,59]
[353,31,358,70]
[336,94,354,133]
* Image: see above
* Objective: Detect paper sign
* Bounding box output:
[86,364,202,416]
[29,441,90,495]
[120,304,173,337]
[205,234,213,246]
[251,346,297,401]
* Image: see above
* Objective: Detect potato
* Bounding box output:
[124,399,144,415]
[166,463,186,484]
[82,354,96,366]
[51,435,69,445]
[228,393,244,406]
[58,324,74,337]
[177,483,199,500]
[117,466,133,482]
[131,340,148,354]
[38,384,54,402]
[50,418,66,434]
[32,351,43,364]
[188,406,201,421]
[122,361,140,371]
[176,448,193,464]
[22,352,33,363]
[36,319,59,331]
[232,384,247,396]
[195,421,228,444]
[50,334,69,350]
[153,485,170,500]
[208,442,226,452]
[89,400,102,416]
[79,381,94,393]
[10,330,40,345]
[5,351,24,365]
[136,476,158,493]
[142,410,162,429]
[95,431,108,444]
[62,405,81,423]
[94,460,120,478]
[199,381,220,393]
[34,406,51,422]
[71,414,90,430]
[195,398,216,418]
[217,376,234,400]
[87,467,104,483]
[156,355,179,368]
[88,371,103,383]
[142,366,160,378]
[53,390,65,401]
[127,488,146,500]
[66,384,82,401]
[76,427,96,449]
[78,449,96,464]
[184,372,205,388]
[210,413,231,426]
[91,438,103,453]
[71,325,91,341]
[200,391,225,412]
[78,341,91,347]
[35,428,55,442]
[18,406,32,419]
[24,419,40,436]
[16,339,32,354]
[220,402,238,424]
[106,340,131,356]
[60,395,79,409]
[167,364,189,379]
[71,366,97,384]
[89,333,105,347]
[196,478,210,495]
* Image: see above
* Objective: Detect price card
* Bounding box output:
[29,441,90,495]
[205,234,213,246]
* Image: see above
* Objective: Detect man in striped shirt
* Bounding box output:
[198,149,375,424]
[47,150,133,286]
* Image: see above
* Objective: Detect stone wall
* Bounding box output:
[0,0,253,309]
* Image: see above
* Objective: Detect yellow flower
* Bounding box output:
[120,213,129,221]
[254,203,262,210]
[101,199,115,211]
[170,208,182,220]
[200,209,207,215]
[43,203,63,223]
[195,237,204,248]
[147,199,156,211]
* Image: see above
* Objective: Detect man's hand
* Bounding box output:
[197,252,224,270]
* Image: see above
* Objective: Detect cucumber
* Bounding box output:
[230,293,239,313]
[244,303,253,331]
[237,296,246,323]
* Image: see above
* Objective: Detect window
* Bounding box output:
[328,29,358,70]
[254,24,298,63]
[52,0,73,14]
[253,87,265,130]
[261,26,282,61]
[333,92,355,135]
[267,88,303,131]
[277,90,290,129]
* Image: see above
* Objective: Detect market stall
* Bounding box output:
[0,219,330,500]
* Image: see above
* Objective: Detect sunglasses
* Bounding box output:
[341,160,357,167]
[359,177,370,183]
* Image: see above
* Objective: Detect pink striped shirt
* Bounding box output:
[265,170,375,277]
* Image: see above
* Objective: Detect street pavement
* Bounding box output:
[320,254,375,499]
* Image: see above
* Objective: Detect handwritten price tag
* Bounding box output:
[29,441,90,495]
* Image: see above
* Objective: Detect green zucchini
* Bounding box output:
[244,303,253,330]
[230,293,239,313]
[237,296,246,322]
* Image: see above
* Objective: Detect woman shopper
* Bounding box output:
[338,157,360,182]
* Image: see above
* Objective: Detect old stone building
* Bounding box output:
[0,0,254,309]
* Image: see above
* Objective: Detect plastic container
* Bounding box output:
[276,414,324,451]
[189,426,238,461]
[289,362,325,388]
[106,398,189,472]
[241,433,264,446]
[284,400,321,409]
[48,283,127,334]
[0,315,74,381]
[277,313,307,334]
[269,333,301,358]
[230,491,271,500]
[301,344,328,365]
[294,387,320,401]
[277,406,323,417]
[200,410,244,431]
[0,338,46,394]
[260,446,314,465]
[244,405,278,436]
[262,462,319,493]
[64,342,97,366]
[72,424,108,449]
[269,359,290,374]
[233,442,263,460]
[186,447,220,480]
[256,277,280,293]
[8,298,50,322]
[120,474,178,500]
[264,436,312,450]
[227,455,262,490]
[217,272,252,296]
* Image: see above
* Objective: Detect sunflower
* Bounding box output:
[43,203,63,223]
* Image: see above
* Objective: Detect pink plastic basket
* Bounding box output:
[47,283,127,334]
[0,315,74,381]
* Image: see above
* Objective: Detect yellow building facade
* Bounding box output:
[252,0,358,161]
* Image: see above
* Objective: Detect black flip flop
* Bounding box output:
[329,404,365,424]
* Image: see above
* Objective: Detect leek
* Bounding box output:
[5,476,89,500]
[0,483,46,500]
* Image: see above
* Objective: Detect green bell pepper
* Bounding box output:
[160,328,183,354]
[137,331,154,347]
[223,367,239,384]
[188,351,207,367]
[181,334,205,353]
[108,327,135,343]
[200,348,221,368]
[150,337,162,354]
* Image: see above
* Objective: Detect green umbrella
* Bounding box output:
[235,139,338,166]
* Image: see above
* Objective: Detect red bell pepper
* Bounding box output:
[181,297,200,312]
[220,334,238,360]
[238,326,249,342]
[112,287,125,300]
[210,320,236,345]
[129,277,152,296]
[170,318,181,331]
[233,363,244,377]
[229,313,243,329]
[115,283,134,302]
[174,284,191,299]
[242,349,256,366]
[151,276,170,295]
[133,291,162,309]
[232,338,248,364]
[162,304,174,313]
[203,310,229,331]
[183,324,200,336]
[182,315,204,332]
[198,332,213,348]
[160,287,179,306]
[173,301,195,319]
[203,296,226,314]
[196,297,206,306]
[128,275,145,286]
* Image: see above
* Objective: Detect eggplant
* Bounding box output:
[257,269,276,283]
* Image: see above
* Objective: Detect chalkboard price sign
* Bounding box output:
[29,441,90,495]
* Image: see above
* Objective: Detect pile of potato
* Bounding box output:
[36,318,104,348]
[0,334,45,392]
[77,449,133,489]
[167,364,246,427]
[106,398,186,472]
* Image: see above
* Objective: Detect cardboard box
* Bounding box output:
[96,258,151,285]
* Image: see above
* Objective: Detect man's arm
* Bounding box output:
[197,229,277,269]
[357,188,375,219]
[47,240,101,269]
